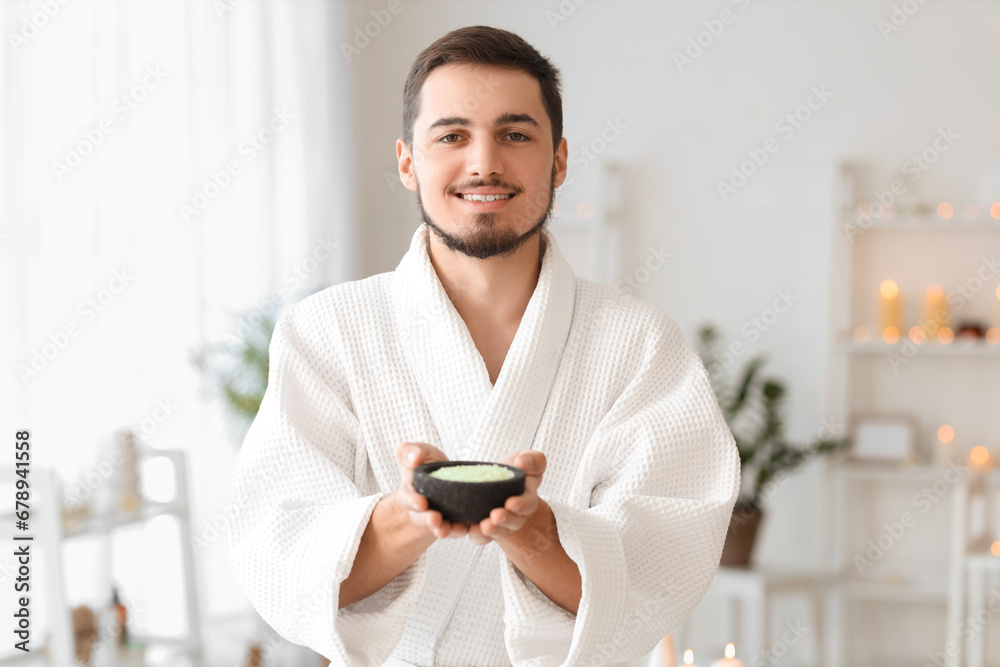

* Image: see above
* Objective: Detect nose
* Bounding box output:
[466,137,504,178]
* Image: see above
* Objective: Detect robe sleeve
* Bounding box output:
[500,314,741,667]
[225,307,428,666]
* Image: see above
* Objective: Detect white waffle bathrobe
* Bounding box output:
[226,223,741,667]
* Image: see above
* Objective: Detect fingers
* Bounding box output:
[397,441,449,468]
[502,451,547,476]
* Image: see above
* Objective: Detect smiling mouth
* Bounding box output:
[455,193,516,202]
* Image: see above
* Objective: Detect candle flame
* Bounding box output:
[725,643,736,659]
[991,541,1000,557]
[937,327,954,344]
[937,202,953,219]
[908,326,925,344]
[991,202,1000,220]
[971,446,989,466]
[937,425,954,443]
[880,279,898,298]
[926,284,943,300]
[882,326,899,343]
[684,649,694,665]
[987,329,1000,345]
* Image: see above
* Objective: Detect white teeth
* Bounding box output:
[461,193,511,202]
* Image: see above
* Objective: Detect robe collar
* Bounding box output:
[389,223,576,464]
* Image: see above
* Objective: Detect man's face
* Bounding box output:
[397,64,568,259]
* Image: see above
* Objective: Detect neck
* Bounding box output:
[427,230,545,326]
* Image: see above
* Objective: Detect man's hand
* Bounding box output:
[391,442,470,540]
[467,451,546,546]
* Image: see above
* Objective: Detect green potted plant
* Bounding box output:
[189,306,278,446]
[694,323,850,567]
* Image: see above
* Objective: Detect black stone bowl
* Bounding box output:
[412,460,526,524]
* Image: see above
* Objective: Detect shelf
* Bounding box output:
[836,339,1000,356]
[838,210,1000,231]
[833,462,996,482]
[62,501,188,538]
[834,572,950,602]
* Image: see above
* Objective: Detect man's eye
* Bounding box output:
[439,134,461,143]
[507,132,529,142]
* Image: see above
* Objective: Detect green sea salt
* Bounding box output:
[429,464,515,482]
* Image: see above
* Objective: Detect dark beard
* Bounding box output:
[415,164,556,260]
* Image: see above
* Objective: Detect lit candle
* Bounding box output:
[880,280,902,343]
[970,445,992,470]
[659,635,677,667]
[711,643,746,667]
[995,285,1000,329]
[922,284,949,338]
[682,649,698,667]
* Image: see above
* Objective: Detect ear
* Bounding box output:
[397,138,418,192]
[553,136,568,189]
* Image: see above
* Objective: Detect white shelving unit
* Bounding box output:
[0,446,204,667]
[822,163,1000,667]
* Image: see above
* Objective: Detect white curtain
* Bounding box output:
[0,0,354,655]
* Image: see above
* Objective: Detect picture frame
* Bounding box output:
[849,413,918,463]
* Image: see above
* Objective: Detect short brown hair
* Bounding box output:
[402,25,563,154]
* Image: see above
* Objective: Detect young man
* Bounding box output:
[227,25,739,667]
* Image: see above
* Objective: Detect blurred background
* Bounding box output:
[2,0,1000,665]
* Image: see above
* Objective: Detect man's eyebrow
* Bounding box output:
[426,113,541,133]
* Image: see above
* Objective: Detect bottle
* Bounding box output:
[110,587,128,647]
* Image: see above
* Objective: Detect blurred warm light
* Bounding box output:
[959,328,978,342]
[991,202,1000,220]
[992,541,1000,557]
[971,446,990,466]
[881,279,899,298]
[576,202,594,219]
[684,650,694,665]
[937,425,955,443]
[987,328,1000,345]
[908,326,926,343]
[882,326,899,343]
[853,326,870,343]
[996,284,1000,300]
[926,284,944,300]
[937,202,953,219]
[963,203,979,220]
[938,327,954,344]
[725,644,736,659]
